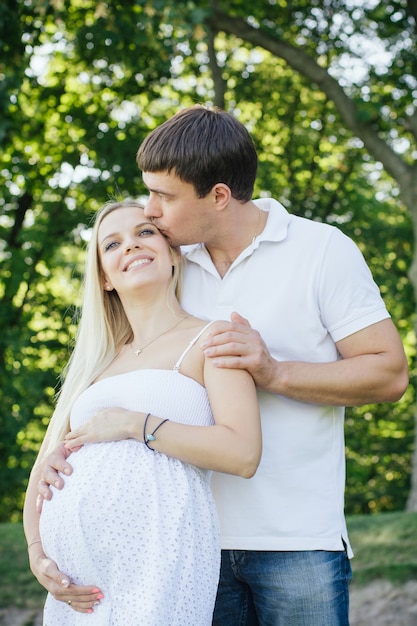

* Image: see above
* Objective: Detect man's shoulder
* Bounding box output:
[254,197,338,238]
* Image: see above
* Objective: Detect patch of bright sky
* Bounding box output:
[110,100,139,124]
[48,161,106,190]
[27,35,67,84]
[328,3,392,85]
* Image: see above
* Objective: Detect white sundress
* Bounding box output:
[40,323,220,626]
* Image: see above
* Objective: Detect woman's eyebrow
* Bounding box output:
[99,222,154,244]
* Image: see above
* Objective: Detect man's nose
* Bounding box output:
[143,194,161,218]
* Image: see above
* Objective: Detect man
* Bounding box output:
[34,105,408,625]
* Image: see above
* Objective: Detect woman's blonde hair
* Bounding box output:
[43,199,182,453]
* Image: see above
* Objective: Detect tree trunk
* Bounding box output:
[406,206,417,511]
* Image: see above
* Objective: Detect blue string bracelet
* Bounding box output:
[143,413,170,450]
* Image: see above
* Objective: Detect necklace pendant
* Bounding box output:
[129,316,189,358]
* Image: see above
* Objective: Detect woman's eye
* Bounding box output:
[139,227,156,236]
[104,241,118,251]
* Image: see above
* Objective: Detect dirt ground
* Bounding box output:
[1,580,417,625]
[349,580,417,625]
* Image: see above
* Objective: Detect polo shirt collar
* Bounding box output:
[183,198,290,268]
[253,198,290,244]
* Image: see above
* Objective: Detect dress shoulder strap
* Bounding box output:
[173,320,217,373]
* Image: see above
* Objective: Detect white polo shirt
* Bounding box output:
[181,198,389,556]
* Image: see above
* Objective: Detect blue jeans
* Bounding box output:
[212,549,352,626]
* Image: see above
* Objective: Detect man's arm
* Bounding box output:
[201,313,409,406]
[37,442,73,501]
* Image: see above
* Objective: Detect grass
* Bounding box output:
[0,523,46,610]
[347,510,417,586]
[1,511,417,609]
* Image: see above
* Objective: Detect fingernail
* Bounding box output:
[54,481,60,488]
[87,609,93,613]
[92,588,100,593]
[94,601,100,606]
[61,579,69,587]
[64,468,71,475]
[96,593,104,600]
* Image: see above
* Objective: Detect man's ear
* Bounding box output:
[212,183,232,211]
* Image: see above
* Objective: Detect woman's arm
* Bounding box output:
[148,356,261,476]
[133,358,261,477]
[24,433,54,549]
[23,437,104,613]
[64,347,261,477]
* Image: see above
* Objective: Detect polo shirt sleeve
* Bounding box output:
[318,227,390,343]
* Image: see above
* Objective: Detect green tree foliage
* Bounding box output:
[0,0,174,520]
[0,0,415,520]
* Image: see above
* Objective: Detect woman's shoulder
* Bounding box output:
[184,317,225,335]
[185,319,229,348]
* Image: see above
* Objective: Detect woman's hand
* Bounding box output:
[64,407,141,450]
[28,542,104,614]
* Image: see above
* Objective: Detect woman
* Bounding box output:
[24,200,261,625]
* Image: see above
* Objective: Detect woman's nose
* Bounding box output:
[124,238,141,252]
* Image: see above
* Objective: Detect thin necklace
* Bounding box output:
[129,316,188,357]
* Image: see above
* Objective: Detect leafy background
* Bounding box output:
[0,0,416,521]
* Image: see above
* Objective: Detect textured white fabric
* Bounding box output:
[40,367,219,625]
[181,198,390,556]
